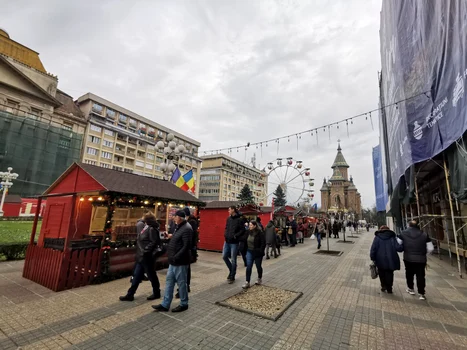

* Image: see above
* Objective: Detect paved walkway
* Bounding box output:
[0,230,466,350]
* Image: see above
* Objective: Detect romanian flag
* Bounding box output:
[182,170,195,192]
[170,167,187,190]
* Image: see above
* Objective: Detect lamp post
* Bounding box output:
[0,167,19,217]
[156,133,186,180]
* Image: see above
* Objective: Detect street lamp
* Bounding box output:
[156,133,185,180]
[0,167,19,217]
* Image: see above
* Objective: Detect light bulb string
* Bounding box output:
[202,90,430,155]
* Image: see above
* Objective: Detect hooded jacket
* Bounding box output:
[370,229,403,271]
[265,221,276,245]
[135,218,161,263]
[224,213,246,244]
[400,226,430,263]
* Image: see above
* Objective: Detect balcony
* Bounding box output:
[128,137,137,145]
[115,148,125,155]
[125,159,135,167]
[113,160,124,166]
[126,151,135,158]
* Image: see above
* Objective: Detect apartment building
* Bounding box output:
[199,154,268,203]
[76,93,201,197]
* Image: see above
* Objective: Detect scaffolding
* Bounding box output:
[0,110,83,197]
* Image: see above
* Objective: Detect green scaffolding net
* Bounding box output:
[0,111,83,197]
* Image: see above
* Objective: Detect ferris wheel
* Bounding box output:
[261,157,315,206]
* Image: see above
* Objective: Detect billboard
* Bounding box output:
[372,145,388,212]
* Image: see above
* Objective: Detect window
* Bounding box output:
[92,103,103,114]
[147,153,155,160]
[129,119,137,129]
[113,166,123,171]
[101,151,112,159]
[124,168,133,174]
[104,129,115,137]
[139,123,146,134]
[5,100,18,114]
[100,163,111,169]
[90,124,102,133]
[105,109,115,119]
[30,108,41,118]
[87,147,98,156]
[136,160,144,167]
[62,122,73,131]
[88,136,101,144]
[84,160,97,165]
[59,137,71,149]
[156,157,163,163]
[145,164,153,170]
[103,140,114,148]
[148,127,155,137]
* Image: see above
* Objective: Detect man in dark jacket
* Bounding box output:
[223,206,246,284]
[370,226,403,293]
[289,216,298,247]
[120,212,161,301]
[400,221,431,300]
[153,210,192,312]
[265,220,277,259]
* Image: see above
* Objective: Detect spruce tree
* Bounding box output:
[237,184,255,204]
[273,185,287,207]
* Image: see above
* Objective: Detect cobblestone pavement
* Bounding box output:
[1,230,467,349]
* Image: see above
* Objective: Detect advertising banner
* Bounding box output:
[372,145,388,212]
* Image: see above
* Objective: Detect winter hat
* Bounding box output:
[175,210,186,218]
[183,207,191,217]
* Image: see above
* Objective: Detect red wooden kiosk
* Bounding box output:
[198,201,269,252]
[23,163,203,292]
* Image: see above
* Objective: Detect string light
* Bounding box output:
[200,90,429,154]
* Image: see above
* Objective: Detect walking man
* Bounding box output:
[223,206,246,284]
[152,210,192,312]
[400,220,431,300]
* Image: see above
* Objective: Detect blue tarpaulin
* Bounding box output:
[380,0,467,187]
[372,145,388,212]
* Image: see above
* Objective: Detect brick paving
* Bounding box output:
[0,230,466,349]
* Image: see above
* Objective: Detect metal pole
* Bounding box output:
[30,197,42,245]
[414,175,422,226]
[443,158,462,278]
[0,186,7,215]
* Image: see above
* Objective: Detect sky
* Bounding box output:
[2,0,382,208]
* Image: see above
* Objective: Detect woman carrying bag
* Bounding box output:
[370,225,403,294]
[242,221,266,289]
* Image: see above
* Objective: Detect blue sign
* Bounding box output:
[380,0,467,187]
[373,145,388,212]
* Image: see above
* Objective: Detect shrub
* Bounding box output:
[0,243,28,260]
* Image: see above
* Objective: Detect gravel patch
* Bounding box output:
[217,285,302,321]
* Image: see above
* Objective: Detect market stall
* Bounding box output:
[23,162,203,292]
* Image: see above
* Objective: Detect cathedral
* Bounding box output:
[320,142,362,218]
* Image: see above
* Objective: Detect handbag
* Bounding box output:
[370,261,378,279]
[426,241,434,254]
[287,227,293,235]
[310,233,316,240]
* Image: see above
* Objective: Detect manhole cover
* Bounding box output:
[216,285,302,321]
[337,240,355,244]
[314,250,343,256]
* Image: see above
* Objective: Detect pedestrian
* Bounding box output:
[399,220,432,300]
[223,206,246,284]
[370,225,403,294]
[120,212,161,301]
[152,210,192,312]
[242,221,266,289]
[332,221,340,238]
[289,216,297,247]
[265,220,278,259]
[175,207,198,299]
[256,217,264,231]
[316,220,324,249]
[297,220,304,243]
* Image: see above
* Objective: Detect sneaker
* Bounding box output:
[242,282,250,289]
[255,278,262,285]
[419,294,426,300]
[406,288,416,295]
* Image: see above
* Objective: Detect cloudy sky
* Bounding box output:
[2,0,382,208]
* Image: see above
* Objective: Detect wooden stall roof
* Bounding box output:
[4,194,22,203]
[204,201,240,209]
[44,163,204,204]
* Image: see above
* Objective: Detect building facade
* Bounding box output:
[320,142,361,218]
[199,154,268,203]
[0,29,87,196]
[76,93,202,197]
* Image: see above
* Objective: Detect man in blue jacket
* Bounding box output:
[370,225,403,294]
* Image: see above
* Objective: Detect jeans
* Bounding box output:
[223,242,239,279]
[378,268,394,292]
[404,260,426,295]
[246,250,263,283]
[161,265,188,308]
[266,243,277,258]
[127,259,160,297]
[317,233,322,248]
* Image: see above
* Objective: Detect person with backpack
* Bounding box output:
[370,225,403,294]
[120,212,161,301]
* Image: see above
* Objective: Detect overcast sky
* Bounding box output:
[2,0,382,208]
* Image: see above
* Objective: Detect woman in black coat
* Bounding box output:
[242,221,266,289]
[370,225,403,293]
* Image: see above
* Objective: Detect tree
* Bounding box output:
[273,185,287,207]
[237,184,255,204]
